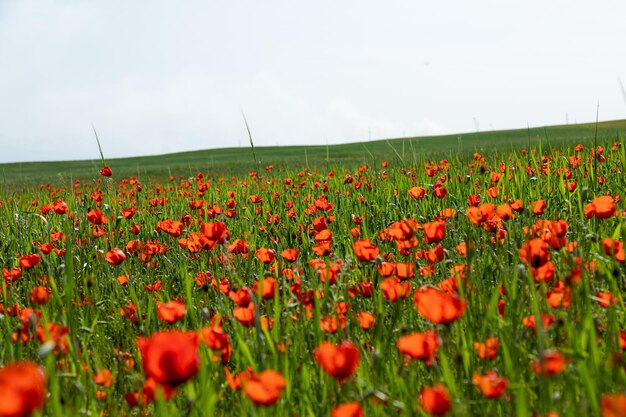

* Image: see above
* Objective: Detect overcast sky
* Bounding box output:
[1,0,625,163]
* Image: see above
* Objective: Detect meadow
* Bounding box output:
[1,120,626,417]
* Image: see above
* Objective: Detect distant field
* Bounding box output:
[1,119,625,185]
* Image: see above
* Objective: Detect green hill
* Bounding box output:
[1,119,625,185]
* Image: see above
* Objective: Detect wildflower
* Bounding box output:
[100,166,112,177]
[0,361,46,417]
[473,337,500,360]
[358,312,375,330]
[156,301,187,324]
[314,341,360,384]
[242,369,286,406]
[256,248,276,264]
[136,331,200,386]
[397,331,441,365]
[105,248,126,266]
[18,254,41,270]
[584,196,616,219]
[201,325,232,364]
[420,384,452,416]
[332,402,364,417]
[414,286,465,324]
[519,239,550,268]
[531,350,567,376]
[280,248,299,262]
[352,239,380,262]
[473,370,508,399]
[601,393,626,417]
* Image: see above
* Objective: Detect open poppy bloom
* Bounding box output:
[156,300,187,324]
[473,337,500,361]
[381,277,412,302]
[52,200,68,215]
[242,369,286,406]
[396,331,441,365]
[136,330,200,386]
[352,239,380,262]
[531,350,568,376]
[408,186,426,199]
[256,248,276,264]
[313,340,360,384]
[105,248,126,266]
[201,221,230,244]
[473,370,508,399]
[280,248,299,262]
[423,220,446,244]
[357,312,375,330]
[332,402,363,417]
[201,325,232,364]
[0,361,46,417]
[19,254,41,270]
[414,286,465,324]
[519,239,550,268]
[601,393,626,417]
[420,384,452,416]
[602,238,625,263]
[584,195,616,219]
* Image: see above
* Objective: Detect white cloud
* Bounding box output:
[0,0,625,163]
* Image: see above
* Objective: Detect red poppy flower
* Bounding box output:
[473,337,500,361]
[19,254,41,270]
[200,325,232,364]
[584,195,616,219]
[332,402,364,417]
[29,287,51,305]
[602,238,625,263]
[52,201,68,215]
[156,220,183,238]
[100,166,112,177]
[420,384,452,416]
[396,331,441,365]
[468,194,481,207]
[423,220,446,244]
[531,350,567,376]
[136,331,200,386]
[473,370,508,399]
[201,221,230,244]
[381,277,412,302]
[105,248,126,266]
[3,267,22,282]
[409,186,426,199]
[532,199,546,215]
[352,239,380,262]
[313,340,360,383]
[357,312,375,330]
[0,361,46,417]
[243,369,286,406]
[601,393,626,417]
[87,209,107,224]
[280,248,299,262]
[233,304,256,327]
[519,239,550,268]
[156,301,187,324]
[522,314,555,333]
[256,248,276,264]
[414,286,465,324]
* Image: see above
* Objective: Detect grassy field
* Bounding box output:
[1,119,625,185]
[0,120,626,417]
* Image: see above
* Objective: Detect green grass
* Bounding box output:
[0,129,625,416]
[1,119,625,185]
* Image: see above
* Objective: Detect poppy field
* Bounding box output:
[1,137,626,417]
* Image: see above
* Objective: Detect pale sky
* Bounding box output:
[1,0,625,163]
